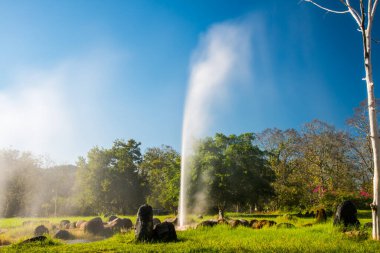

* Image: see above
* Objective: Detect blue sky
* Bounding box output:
[0,0,379,164]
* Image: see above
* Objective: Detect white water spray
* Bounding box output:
[179,18,253,227]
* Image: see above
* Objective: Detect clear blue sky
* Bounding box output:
[0,0,379,164]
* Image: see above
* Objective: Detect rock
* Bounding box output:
[34,225,49,236]
[76,220,86,228]
[277,223,296,229]
[197,220,218,228]
[79,222,88,230]
[252,220,277,229]
[164,217,178,225]
[54,230,73,240]
[108,215,118,222]
[21,236,47,244]
[239,219,250,227]
[60,220,70,229]
[108,218,133,232]
[153,222,177,242]
[315,208,327,223]
[84,217,104,235]
[69,222,76,229]
[217,218,228,225]
[333,200,360,227]
[229,219,242,228]
[249,219,259,228]
[135,204,154,242]
[153,218,161,226]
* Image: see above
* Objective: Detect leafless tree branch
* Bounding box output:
[373,0,379,17]
[340,0,363,29]
[304,0,350,14]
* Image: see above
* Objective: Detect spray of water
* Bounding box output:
[179,18,253,227]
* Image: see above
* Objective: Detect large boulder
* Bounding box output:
[135,204,154,242]
[333,200,360,227]
[34,225,49,236]
[60,220,70,229]
[315,209,327,223]
[197,220,218,228]
[69,222,76,229]
[239,219,250,227]
[153,218,161,226]
[164,217,178,225]
[108,218,133,232]
[153,222,177,242]
[54,230,73,240]
[251,220,276,229]
[84,217,104,235]
[108,215,118,222]
[229,219,242,228]
[76,220,86,228]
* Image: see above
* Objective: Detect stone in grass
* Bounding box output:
[249,219,259,228]
[76,220,86,228]
[108,218,133,232]
[333,200,360,227]
[164,217,178,225]
[60,220,70,229]
[108,215,118,222]
[84,217,104,235]
[229,219,242,228]
[54,230,74,240]
[197,220,218,228]
[252,220,277,229]
[135,204,154,242]
[239,219,250,227]
[277,223,296,229]
[34,225,49,236]
[21,236,47,244]
[153,218,161,226]
[153,221,177,242]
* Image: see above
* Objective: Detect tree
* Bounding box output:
[305,0,379,239]
[75,139,146,215]
[189,133,274,218]
[140,145,181,212]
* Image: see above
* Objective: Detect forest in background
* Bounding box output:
[0,101,375,217]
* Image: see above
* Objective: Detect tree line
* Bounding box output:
[0,102,375,217]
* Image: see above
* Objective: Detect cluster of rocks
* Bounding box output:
[135,204,177,242]
[333,200,360,227]
[196,218,281,229]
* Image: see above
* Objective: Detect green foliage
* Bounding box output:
[75,139,146,215]
[140,145,181,212]
[189,133,274,214]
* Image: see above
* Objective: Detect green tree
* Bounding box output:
[189,133,274,218]
[140,145,181,212]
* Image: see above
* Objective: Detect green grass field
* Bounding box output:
[0,211,379,252]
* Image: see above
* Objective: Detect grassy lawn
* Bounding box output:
[1,212,379,252]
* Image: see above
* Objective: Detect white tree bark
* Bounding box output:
[306,0,379,240]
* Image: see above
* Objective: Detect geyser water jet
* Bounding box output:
[179,18,253,227]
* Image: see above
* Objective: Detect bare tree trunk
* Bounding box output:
[305,0,379,240]
[363,29,380,240]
